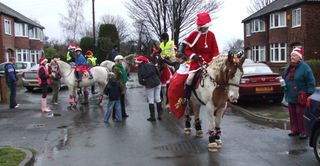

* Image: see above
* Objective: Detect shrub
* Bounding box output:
[305,59,320,86]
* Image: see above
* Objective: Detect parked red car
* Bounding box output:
[238,60,284,103]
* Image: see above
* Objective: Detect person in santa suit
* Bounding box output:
[182,12,219,106]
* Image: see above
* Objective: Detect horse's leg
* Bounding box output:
[193,103,203,137]
[206,104,218,152]
[214,106,225,148]
[81,87,89,105]
[68,86,77,107]
[97,83,104,105]
[184,113,192,135]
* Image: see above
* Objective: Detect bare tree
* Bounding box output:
[99,15,131,43]
[224,39,244,53]
[132,20,155,54]
[125,0,222,45]
[60,0,88,43]
[247,0,275,14]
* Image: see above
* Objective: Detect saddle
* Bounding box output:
[75,66,92,80]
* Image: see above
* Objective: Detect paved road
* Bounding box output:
[0,73,318,166]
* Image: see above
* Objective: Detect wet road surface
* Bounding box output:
[0,73,318,166]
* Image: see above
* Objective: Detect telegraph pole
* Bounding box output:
[92,0,96,52]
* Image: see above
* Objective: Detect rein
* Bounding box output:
[53,60,73,77]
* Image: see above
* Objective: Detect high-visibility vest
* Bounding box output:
[87,57,97,66]
[160,40,175,59]
[66,51,72,61]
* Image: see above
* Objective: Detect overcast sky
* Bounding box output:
[1,0,252,51]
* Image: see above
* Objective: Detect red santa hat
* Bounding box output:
[39,57,47,64]
[135,56,149,63]
[291,47,304,59]
[68,44,76,50]
[196,12,212,28]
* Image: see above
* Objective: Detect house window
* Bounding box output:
[251,46,266,62]
[15,23,28,37]
[16,49,30,62]
[270,12,286,28]
[29,28,43,40]
[251,19,265,33]
[270,43,287,63]
[30,50,41,63]
[4,18,12,35]
[246,23,251,37]
[292,8,301,27]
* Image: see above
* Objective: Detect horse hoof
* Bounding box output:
[184,128,191,135]
[208,147,218,152]
[208,142,218,148]
[196,130,203,137]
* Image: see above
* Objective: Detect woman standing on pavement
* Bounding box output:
[136,56,163,121]
[38,57,52,112]
[112,55,129,118]
[283,47,315,139]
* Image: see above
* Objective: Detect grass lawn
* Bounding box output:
[0,147,26,166]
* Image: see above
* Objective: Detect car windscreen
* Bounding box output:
[30,64,39,71]
[243,66,273,75]
[16,63,27,70]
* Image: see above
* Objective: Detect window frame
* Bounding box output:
[4,18,12,35]
[14,23,29,37]
[16,49,30,62]
[30,50,41,63]
[251,45,266,62]
[251,19,265,33]
[270,43,287,63]
[292,8,301,28]
[270,12,287,29]
[246,23,251,37]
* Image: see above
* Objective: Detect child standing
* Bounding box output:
[104,74,122,123]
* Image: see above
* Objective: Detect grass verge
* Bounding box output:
[0,147,26,166]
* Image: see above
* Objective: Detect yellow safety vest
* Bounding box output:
[160,40,175,59]
[87,57,97,66]
[66,51,72,61]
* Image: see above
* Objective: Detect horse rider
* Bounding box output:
[86,50,97,94]
[74,47,93,84]
[182,12,220,106]
[66,44,76,65]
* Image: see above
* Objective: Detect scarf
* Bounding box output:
[286,60,300,81]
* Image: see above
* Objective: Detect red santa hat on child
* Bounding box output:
[135,56,149,63]
[291,47,304,59]
[196,12,212,28]
[39,57,48,64]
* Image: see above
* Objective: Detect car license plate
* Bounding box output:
[256,87,273,92]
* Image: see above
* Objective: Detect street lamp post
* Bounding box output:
[92,0,96,52]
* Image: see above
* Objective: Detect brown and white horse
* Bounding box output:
[184,53,245,152]
[50,59,109,107]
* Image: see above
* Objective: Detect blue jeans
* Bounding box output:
[8,82,17,108]
[104,100,122,122]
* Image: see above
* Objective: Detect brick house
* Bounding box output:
[242,0,320,71]
[0,2,45,64]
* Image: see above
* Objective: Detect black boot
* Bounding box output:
[182,84,192,107]
[156,102,162,120]
[147,104,156,121]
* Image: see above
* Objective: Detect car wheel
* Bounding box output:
[313,128,320,163]
[26,87,34,92]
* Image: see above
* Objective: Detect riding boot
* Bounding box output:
[147,104,156,121]
[41,98,51,113]
[182,84,192,107]
[156,102,162,120]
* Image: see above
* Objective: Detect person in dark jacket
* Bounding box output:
[4,57,19,109]
[136,56,163,121]
[283,47,315,139]
[38,57,52,112]
[104,74,122,123]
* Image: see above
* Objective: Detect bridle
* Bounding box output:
[51,59,73,77]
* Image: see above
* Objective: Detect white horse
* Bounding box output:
[183,53,245,152]
[100,60,115,72]
[50,59,109,106]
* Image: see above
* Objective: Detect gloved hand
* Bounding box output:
[191,54,199,60]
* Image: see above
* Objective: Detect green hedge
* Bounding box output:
[305,59,320,86]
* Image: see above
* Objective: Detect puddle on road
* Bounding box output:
[286,148,308,155]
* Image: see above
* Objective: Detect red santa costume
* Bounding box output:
[183,12,219,72]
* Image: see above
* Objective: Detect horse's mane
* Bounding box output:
[207,55,228,78]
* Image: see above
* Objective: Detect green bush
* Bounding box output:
[305,59,320,86]
[97,24,120,62]
[80,37,94,54]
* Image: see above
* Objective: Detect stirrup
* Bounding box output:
[89,75,93,79]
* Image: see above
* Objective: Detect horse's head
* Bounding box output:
[225,52,245,103]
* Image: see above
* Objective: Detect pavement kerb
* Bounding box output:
[230,104,290,124]
[0,146,34,166]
